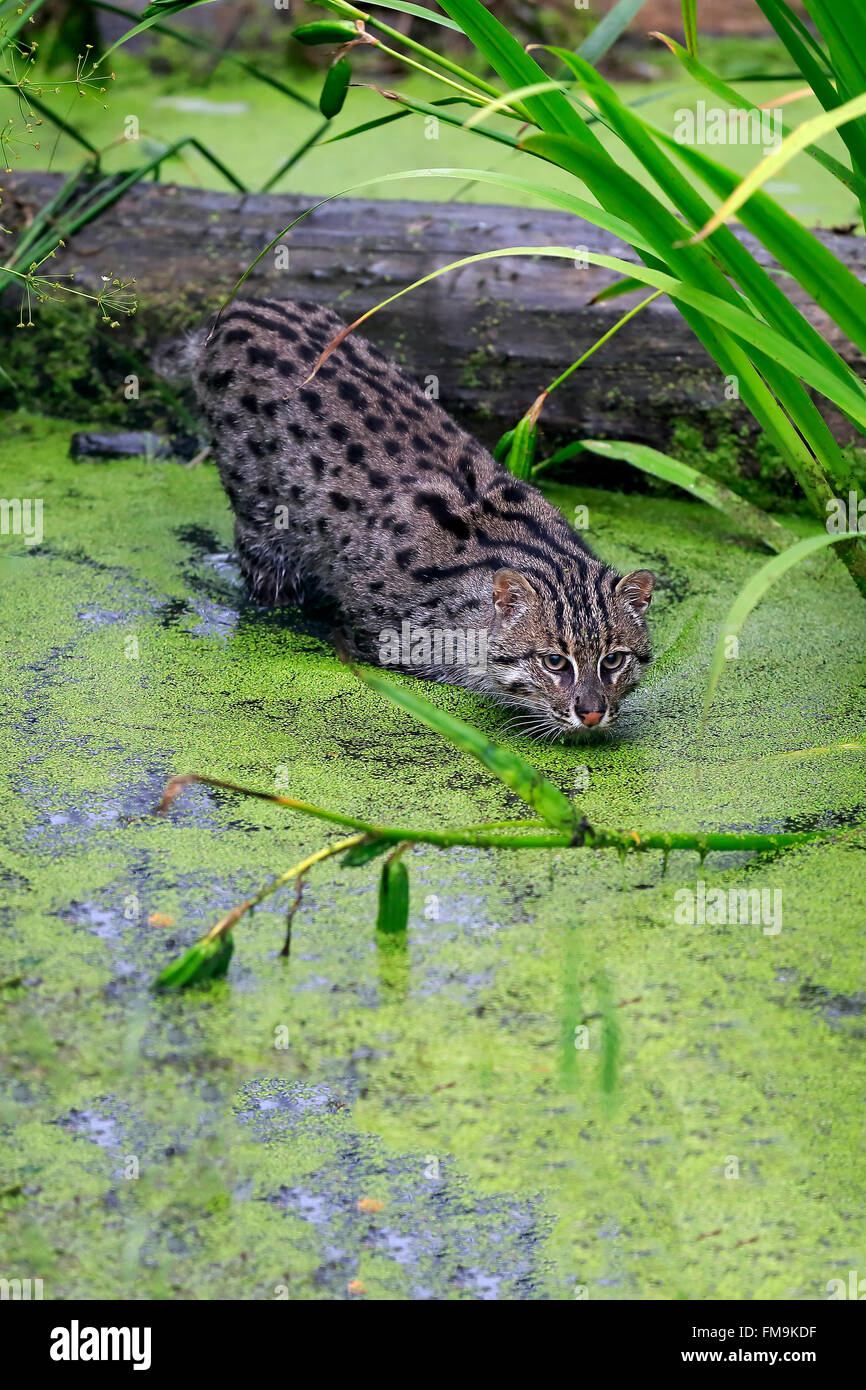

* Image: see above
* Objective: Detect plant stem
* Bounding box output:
[202,834,366,943]
[363,13,507,101]
[158,774,835,857]
[366,36,501,105]
[545,289,663,395]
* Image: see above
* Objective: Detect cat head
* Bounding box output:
[481,563,654,739]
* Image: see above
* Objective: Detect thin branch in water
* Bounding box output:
[279,876,306,959]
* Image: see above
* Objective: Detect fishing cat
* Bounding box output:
[192,296,654,739]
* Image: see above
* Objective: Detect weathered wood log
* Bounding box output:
[3,170,865,470]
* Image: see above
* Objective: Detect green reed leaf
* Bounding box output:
[342,836,393,867]
[437,0,595,142]
[349,664,581,834]
[680,0,698,56]
[492,427,515,462]
[99,0,217,59]
[543,439,797,553]
[154,932,234,989]
[703,531,861,725]
[590,275,647,304]
[686,92,866,244]
[352,1,462,30]
[655,130,866,363]
[92,1,315,106]
[504,415,537,480]
[579,0,648,64]
[651,30,866,204]
[376,857,410,934]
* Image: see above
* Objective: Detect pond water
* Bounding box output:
[3,51,861,229]
[1,411,863,1299]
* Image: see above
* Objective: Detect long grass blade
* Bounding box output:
[437,0,598,143]
[703,531,861,724]
[259,119,331,193]
[520,119,858,517]
[651,30,866,204]
[680,0,698,56]
[578,0,649,64]
[98,0,218,61]
[348,663,581,833]
[537,439,798,553]
[376,855,410,934]
[686,92,866,244]
[655,131,866,362]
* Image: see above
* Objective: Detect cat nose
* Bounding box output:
[574,682,606,726]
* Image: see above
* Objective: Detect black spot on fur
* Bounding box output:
[329,492,350,512]
[329,421,349,444]
[338,380,365,407]
[222,308,299,343]
[299,387,322,413]
[347,442,365,465]
[207,369,234,390]
[339,340,362,366]
[414,491,471,539]
[239,393,258,415]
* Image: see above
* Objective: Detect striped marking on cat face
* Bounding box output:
[485,567,654,737]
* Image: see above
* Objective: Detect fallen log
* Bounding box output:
[3,170,865,481]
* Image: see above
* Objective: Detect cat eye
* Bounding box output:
[540,653,569,673]
[600,650,628,673]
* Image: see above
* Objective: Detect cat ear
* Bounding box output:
[615,569,654,616]
[492,568,537,619]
